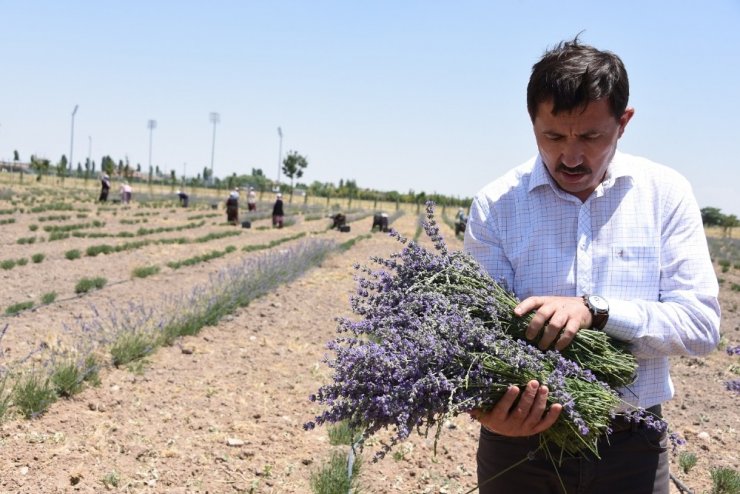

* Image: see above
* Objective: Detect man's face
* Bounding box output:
[533,99,634,201]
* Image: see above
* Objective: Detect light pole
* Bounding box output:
[147,119,157,172]
[69,105,79,175]
[276,126,283,190]
[209,112,220,185]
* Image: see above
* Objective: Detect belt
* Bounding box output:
[609,404,662,433]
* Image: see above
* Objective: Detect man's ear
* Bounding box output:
[617,107,635,138]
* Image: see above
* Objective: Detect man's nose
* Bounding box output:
[560,142,584,167]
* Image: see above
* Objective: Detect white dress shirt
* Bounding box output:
[464,151,721,408]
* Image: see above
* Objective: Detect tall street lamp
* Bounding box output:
[147,119,157,172]
[209,112,220,185]
[276,126,283,190]
[69,104,79,173]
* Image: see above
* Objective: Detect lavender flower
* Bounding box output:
[725,380,740,393]
[307,201,656,460]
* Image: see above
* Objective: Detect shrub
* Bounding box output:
[327,420,361,446]
[47,232,70,241]
[29,224,39,231]
[132,265,160,279]
[310,450,362,494]
[16,258,28,266]
[41,291,57,305]
[0,376,11,423]
[17,236,37,245]
[50,360,85,397]
[82,354,102,387]
[0,260,16,270]
[110,332,158,367]
[75,277,107,294]
[5,300,34,315]
[86,245,114,257]
[65,249,82,260]
[710,467,740,494]
[31,253,45,263]
[12,371,57,418]
[678,451,697,474]
[101,472,120,488]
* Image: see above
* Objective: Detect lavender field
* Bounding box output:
[0,178,738,493]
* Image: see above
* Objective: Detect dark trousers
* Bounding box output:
[477,416,669,493]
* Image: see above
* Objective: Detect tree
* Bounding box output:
[701,207,725,227]
[30,155,50,181]
[101,156,116,177]
[721,214,739,238]
[282,151,308,202]
[57,154,68,183]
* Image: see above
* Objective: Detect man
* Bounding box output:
[464,37,720,494]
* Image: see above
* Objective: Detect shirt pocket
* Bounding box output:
[607,246,660,299]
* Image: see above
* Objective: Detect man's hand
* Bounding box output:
[514,295,592,351]
[470,380,562,436]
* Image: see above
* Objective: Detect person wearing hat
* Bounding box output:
[247,186,257,211]
[99,173,111,202]
[226,189,239,225]
[176,189,189,208]
[272,192,284,228]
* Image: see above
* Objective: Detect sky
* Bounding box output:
[1,1,739,215]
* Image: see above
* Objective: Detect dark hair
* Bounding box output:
[526,37,629,122]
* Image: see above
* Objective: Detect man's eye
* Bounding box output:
[546,135,563,141]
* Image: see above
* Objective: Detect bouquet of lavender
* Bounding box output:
[306,202,650,459]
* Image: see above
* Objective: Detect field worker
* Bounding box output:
[247,186,257,211]
[464,36,719,494]
[176,189,189,207]
[120,182,133,204]
[99,174,111,202]
[272,192,284,228]
[226,189,239,225]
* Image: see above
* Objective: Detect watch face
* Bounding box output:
[589,295,609,312]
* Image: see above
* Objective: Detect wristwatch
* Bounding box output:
[583,294,609,330]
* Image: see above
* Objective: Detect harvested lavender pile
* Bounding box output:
[307,202,649,459]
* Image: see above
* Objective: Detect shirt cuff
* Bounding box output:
[603,299,645,343]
